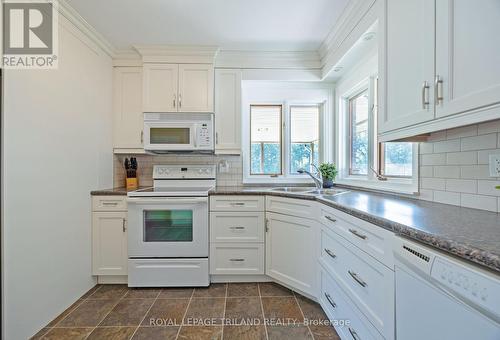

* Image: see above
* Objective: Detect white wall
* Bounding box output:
[2,15,113,339]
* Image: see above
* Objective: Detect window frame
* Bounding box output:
[249,104,284,176]
[336,74,419,195]
[347,88,370,176]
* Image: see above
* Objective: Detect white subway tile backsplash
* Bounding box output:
[445,179,476,193]
[461,133,497,151]
[433,191,461,206]
[433,139,460,153]
[477,181,500,197]
[446,125,477,140]
[460,193,498,212]
[421,153,446,166]
[421,178,446,190]
[433,166,460,179]
[417,119,500,212]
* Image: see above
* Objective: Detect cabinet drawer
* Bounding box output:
[92,196,127,211]
[266,196,318,219]
[210,195,264,212]
[210,212,264,243]
[320,227,394,338]
[320,206,394,268]
[319,265,384,340]
[210,243,264,275]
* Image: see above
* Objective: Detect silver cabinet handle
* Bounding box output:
[122,218,127,232]
[173,93,176,108]
[422,81,430,109]
[349,327,361,340]
[348,270,367,288]
[325,215,337,223]
[229,226,245,230]
[229,258,245,262]
[216,132,219,145]
[324,293,337,309]
[349,229,367,240]
[435,75,443,105]
[140,131,144,144]
[265,218,270,232]
[102,202,118,206]
[178,93,182,109]
[324,248,337,259]
[230,202,245,206]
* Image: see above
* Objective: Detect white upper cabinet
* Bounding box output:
[380,0,435,133]
[113,67,144,152]
[143,64,178,112]
[379,0,500,141]
[214,69,242,155]
[435,0,500,118]
[143,63,214,113]
[178,64,214,112]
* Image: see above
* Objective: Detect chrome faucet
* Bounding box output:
[297,164,323,189]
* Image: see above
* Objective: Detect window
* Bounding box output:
[379,142,413,177]
[338,75,418,193]
[348,90,369,175]
[250,105,282,175]
[290,106,320,174]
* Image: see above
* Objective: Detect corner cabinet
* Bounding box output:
[214,69,242,155]
[379,0,500,141]
[113,67,144,153]
[143,63,214,113]
[92,196,128,276]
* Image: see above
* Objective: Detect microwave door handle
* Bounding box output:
[193,127,199,148]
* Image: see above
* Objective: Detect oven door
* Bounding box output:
[127,197,208,258]
[143,122,196,152]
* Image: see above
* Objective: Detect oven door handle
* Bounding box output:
[127,197,208,204]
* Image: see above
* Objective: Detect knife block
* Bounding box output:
[126,177,138,190]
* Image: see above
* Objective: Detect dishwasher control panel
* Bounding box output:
[431,256,500,321]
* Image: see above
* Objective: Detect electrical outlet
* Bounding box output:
[489,154,500,177]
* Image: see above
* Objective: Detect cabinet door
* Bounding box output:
[178,64,214,112]
[92,212,128,276]
[379,0,435,133]
[143,64,178,112]
[265,212,317,296]
[435,0,500,118]
[215,69,241,154]
[113,67,143,150]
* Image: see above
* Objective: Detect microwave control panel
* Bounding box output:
[196,123,212,147]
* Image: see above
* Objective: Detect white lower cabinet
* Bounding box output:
[265,211,317,297]
[92,211,128,276]
[210,243,264,275]
[319,265,384,340]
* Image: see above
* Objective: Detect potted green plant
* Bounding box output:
[319,163,338,188]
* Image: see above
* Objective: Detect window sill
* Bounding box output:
[243,176,318,185]
[335,177,419,195]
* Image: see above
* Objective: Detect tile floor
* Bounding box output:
[31,283,340,340]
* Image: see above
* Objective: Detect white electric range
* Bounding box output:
[127,165,215,287]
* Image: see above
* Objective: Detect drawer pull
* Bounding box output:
[325,215,337,223]
[229,258,245,262]
[349,229,367,240]
[348,327,361,340]
[229,226,245,230]
[324,248,337,259]
[324,293,337,309]
[102,202,118,206]
[348,270,367,288]
[230,202,245,206]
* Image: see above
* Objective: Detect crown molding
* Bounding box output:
[58,0,117,57]
[215,50,321,69]
[133,45,219,64]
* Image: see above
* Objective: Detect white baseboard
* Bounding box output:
[210,274,272,283]
[97,275,128,284]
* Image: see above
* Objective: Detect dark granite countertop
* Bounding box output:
[211,186,500,274]
[91,185,500,273]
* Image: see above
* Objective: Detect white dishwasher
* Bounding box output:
[394,237,500,340]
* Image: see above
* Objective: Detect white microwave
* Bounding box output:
[143,113,214,153]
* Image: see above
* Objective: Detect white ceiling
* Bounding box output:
[67,0,350,51]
